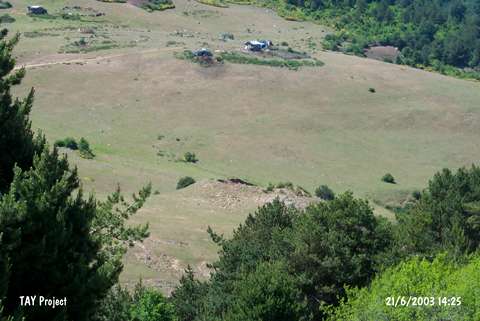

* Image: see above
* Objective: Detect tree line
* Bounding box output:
[170,165,480,320]
[263,0,480,78]
[1,30,479,320]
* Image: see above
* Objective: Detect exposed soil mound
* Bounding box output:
[365,46,400,62]
[182,179,317,210]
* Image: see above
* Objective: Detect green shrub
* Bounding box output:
[54,137,78,150]
[78,137,94,159]
[381,173,395,184]
[184,152,198,163]
[177,176,196,190]
[295,185,311,197]
[315,185,335,200]
[141,0,175,11]
[369,87,376,93]
[411,190,421,200]
[131,287,177,321]
[326,254,480,321]
[0,1,12,9]
[219,51,324,71]
[54,140,66,148]
[94,283,177,321]
[265,183,275,192]
[0,14,15,23]
[276,181,294,189]
[224,261,308,321]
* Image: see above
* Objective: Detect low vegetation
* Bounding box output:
[0,14,14,23]
[175,50,220,67]
[60,38,123,54]
[315,184,335,200]
[0,1,11,9]
[195,0,229,8]
[265,182,311,197]
[79,137,95,159]
[54,137,78,150]
[219,51,324,71]
[54,137,94,159]
[183,152,198,163]
[176,176,196,190]
[382,173,396,184]
[141,0,175,11]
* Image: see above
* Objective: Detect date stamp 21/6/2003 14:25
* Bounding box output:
[385,296,462,307]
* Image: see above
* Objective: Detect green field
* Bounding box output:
[5,0,480,292]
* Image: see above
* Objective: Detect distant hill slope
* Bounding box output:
[255,0,480,79]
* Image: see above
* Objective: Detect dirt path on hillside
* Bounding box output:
[14,46,183,70]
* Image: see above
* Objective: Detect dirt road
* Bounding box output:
[15,46,183,70]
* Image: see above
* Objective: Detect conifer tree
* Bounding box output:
[0,30,151,321]
[0,29,44,193]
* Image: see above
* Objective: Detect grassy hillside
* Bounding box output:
[5,0,480,290]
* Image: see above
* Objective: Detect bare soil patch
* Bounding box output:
[365,46,400,62]
[182,179,317,210]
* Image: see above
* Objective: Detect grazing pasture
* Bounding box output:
[6,0,480,291]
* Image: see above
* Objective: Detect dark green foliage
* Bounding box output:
[368,87,376,93]
[289,193,393,318]
[140,0,175,11]
[0,149,151,321]
[78,137,94,159]
[183,152,198,163]
[382,173,395,184]
[0,2,11,9]
[219,51,323,71]
[172,195,393,320]
[0,31,44,193]
[264,182,275,192]
[314,184,335,200]
[0,15,14,23]
[54,137,78,150]
[177,176,196,190]
[171,266,207,321]
[92,286,132,321]
[223,261,308,321]
[275,181,294,189]
[396,166,480,257]
[412,190,422,200]
[0,31,151,321]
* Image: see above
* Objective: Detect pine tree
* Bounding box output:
[0,30,151,321]
[0,29,44,193]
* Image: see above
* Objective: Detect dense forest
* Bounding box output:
[259,0,480,78]
[1,27,480,320]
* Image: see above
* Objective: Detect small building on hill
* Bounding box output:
[193,48,213,57]
[27,5,48,15]
[245,40,272,52]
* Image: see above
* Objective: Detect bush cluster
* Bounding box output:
[177,176,195,190]
[381,173,396,184]
[315,184,335,200]
[54,137,78,150]
[184,152,198,163]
